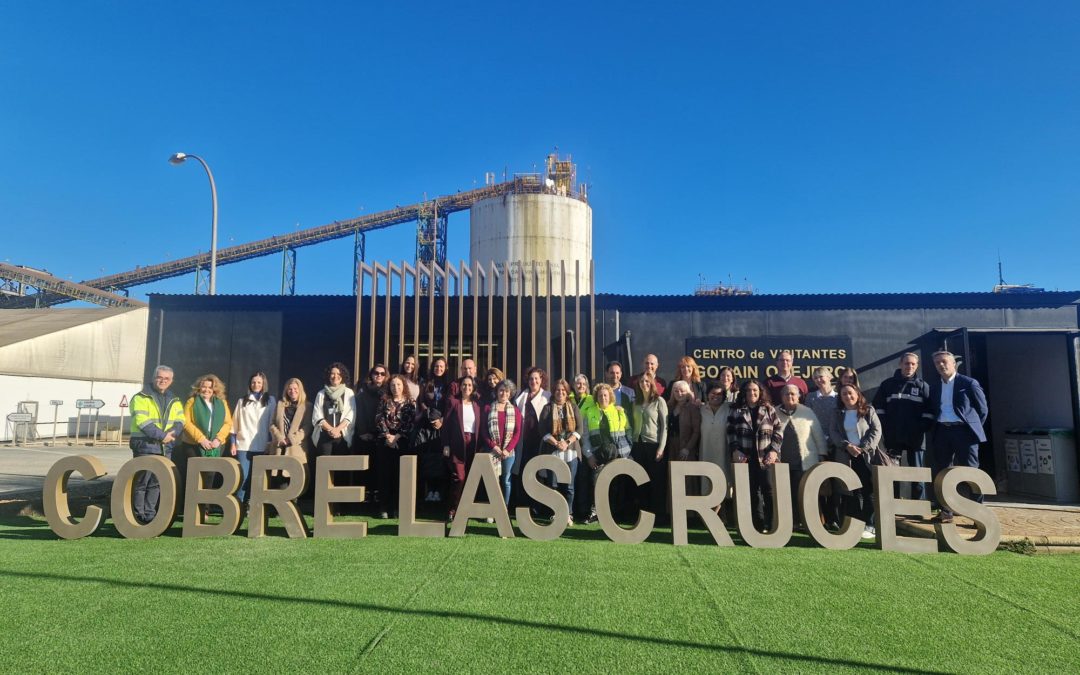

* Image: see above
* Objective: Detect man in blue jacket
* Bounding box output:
[928,351,988,523]
[873,353,932,501]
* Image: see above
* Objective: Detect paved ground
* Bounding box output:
[3,442,1079,550]
[0,444,131,500]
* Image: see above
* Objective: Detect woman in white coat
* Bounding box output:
[232,371,276,504]
[310,361,356,496]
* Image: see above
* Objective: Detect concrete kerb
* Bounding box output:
[895,516,1080,551]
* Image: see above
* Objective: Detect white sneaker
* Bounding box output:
[432,490,441,502]
[425,491,435,502]
[861,526,876,540]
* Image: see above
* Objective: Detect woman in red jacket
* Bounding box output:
[442,376,481,520]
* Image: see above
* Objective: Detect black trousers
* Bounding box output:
[307,435,349,500]
[375,441,402,513]
[746,461,776,531]
[630,441,665,517]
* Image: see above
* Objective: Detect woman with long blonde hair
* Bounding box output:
[269,377,314,489]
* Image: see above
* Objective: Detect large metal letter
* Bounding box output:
[670,461,734,547]
[398,455,444,538]
[181,457,242,538]
[516,455,570,541]
[111,455,178,539]
[595,458,653,544]
[799,462,864,550]
[873,465,936,553]
[934,467,1001,555]
[449,453,514,538]
[44,454,106,540]
[313,455,368,539]
[732,462,793,548]
[248,455,307,538]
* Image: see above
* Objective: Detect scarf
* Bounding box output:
[192,396,226,457]
[487,402,516,450]
[324,383,347,408]
[283,403,297,436]
[551,401,576,439]
[323,384,347,426]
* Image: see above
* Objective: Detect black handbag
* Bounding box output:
[870,445,899,467]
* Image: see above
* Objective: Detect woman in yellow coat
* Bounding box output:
[176,374,234,513]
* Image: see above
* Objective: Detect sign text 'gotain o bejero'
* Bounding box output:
[42,454,1001,555]
[687,335,853,381]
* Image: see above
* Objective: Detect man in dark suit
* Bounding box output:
[927,350,988,523]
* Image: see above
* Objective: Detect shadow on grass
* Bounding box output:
[1,511,877,550]
[0,568,943,673]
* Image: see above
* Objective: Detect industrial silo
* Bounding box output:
[469,154,592,295]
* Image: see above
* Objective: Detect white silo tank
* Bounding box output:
[469,192,593,295]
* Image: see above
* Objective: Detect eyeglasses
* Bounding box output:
[373,371,387,377]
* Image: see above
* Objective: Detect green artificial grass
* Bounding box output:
[1,512,1078,673]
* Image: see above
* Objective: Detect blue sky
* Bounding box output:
[2,2,1079,299]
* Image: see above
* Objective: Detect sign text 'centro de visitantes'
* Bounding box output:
[43,454,1000,555]
[687,335,853,381]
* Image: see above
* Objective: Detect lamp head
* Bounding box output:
[168,152,188,165]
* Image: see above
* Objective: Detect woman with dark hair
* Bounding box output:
[478,367,505,405]
[422,357,451,412]
[668,355,706,403]
[374,374,416,519]
[442,375,480,520]
[727,380,784,532]
[835,366,861,390]
[481,379,523,507]
[232,371,276,503]
[311,362,356,496]
[269,377,313,491]
[714,366,739,403]
[540,378,583,526]
[398,354,421,400]
[513,366,550,509]
[826,384,882,540]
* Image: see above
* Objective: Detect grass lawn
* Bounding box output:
[1,511,1077,673]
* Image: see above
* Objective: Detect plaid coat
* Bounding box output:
[726,404,784,466]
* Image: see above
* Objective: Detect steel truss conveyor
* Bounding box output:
[3,176,543,309]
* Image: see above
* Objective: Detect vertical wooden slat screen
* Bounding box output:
[354,259,594,388]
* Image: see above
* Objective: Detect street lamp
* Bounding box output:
[168,152,219,294]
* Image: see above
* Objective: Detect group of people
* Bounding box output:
[128,348,987,538]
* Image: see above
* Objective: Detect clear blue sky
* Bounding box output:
[2,2,1079,299]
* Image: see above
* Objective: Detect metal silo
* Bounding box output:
[469,154,592,295]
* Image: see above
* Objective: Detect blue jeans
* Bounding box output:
[500,453,516,505]
[235,451,264,503]
[546,457,578,513]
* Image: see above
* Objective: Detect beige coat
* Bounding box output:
[269,399,314,474]
[699,401,732,479]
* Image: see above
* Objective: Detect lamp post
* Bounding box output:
[168,152,218,294]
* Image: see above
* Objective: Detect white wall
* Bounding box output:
[470,193,592,295]
[0,307,147,381]
[0,374,140,442]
